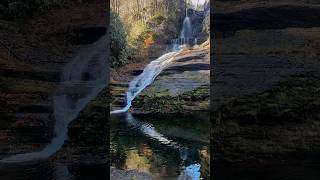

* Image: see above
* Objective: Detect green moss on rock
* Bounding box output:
[132,86,209,113]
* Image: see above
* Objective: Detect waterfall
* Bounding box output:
[111,51,180,114]
[111,8,197,114]
[0,35,108,163]
[180,16,192,39]
[109,7,202,179]
[172,11,196,50]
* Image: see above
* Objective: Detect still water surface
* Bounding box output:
[110,112,210,179]
[0,112,209,180]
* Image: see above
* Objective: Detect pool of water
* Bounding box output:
[0,112,209,180]
[110,112,210,179]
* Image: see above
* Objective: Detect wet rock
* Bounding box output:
[131,70,143,76]
[55,90,108,164]
[110,167,152,180]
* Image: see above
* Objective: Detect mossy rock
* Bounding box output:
[133,86,209,113]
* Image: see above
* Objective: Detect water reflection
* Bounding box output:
[110,113,210,179]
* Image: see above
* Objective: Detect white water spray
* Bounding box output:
[110,51,180,114]
[0,36,108,163]
[172,12,194,51]
[180,16,192,39]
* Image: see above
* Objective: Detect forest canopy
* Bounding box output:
[110,0,187,68]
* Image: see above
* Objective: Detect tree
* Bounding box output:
[110,10,129,67]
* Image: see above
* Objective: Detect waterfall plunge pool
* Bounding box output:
[110,112,210,179]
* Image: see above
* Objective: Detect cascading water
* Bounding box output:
[110,51,180,114]
[0,35,108,163]
[180,16,192,39]
[172,11,196,50]
[111,10,195,115]
[110,9,202,179]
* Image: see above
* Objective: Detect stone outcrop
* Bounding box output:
[212,0,320,174]
[110,40,210,114]
[53,90,108,165]
[0,0,107,165]
[132,46,210,114]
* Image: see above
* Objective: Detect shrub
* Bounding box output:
[127,20,151,48]
[110,10,130,67]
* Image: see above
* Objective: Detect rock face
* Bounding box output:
[214,74,320,155]
[179,7,209,44]
[0,1,106,68]
[0,0,107,164]
[110,39,210,114]
[53,90,108,165]
[125,41,210,114]
[0,55,57,158]
[110,167,152,180]
[144,48,209,96]
[214,5,320,33]
[212,1,320,177]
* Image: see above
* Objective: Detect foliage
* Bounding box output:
[143,32,154,48]
[127,20,152,48]
[111,0,185,66]
[149,13,165,24]
[167,12,182,35]
[134,93,184,113]
[181,86,209,101]
[110,10,130,67]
